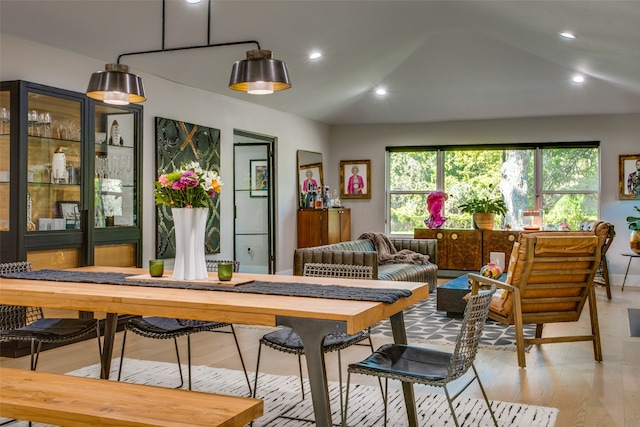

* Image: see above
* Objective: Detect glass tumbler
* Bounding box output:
[217,262,233,281]
[149,259,164,277]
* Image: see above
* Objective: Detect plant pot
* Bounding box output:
[631,230,640,255]
[473,213,495,230]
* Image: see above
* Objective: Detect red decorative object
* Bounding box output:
[425,191,448,229]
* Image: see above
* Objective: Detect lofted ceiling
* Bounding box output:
[2,0,640,125]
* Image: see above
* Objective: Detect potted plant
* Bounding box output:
[627,205,640,254]
[459,195,508,230]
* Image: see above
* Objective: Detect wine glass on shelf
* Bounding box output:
[124,155,133,185]
[0,107,9,134]
[43,162,52,183]
[96,155,103,179]
[28,110,38,136]
[42,112,52,138]
[36,113,47,137]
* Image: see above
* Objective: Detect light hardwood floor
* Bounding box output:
[2,283,639,427]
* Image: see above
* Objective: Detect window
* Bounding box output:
[386,143,599,234]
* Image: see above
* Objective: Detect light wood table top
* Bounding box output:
[0,266,429,335]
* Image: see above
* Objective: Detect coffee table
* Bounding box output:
[436,274,472,317]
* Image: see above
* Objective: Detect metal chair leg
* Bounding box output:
[252,342,263,398]
[472,364,499,427]
[443,384,460,427]
[117,329,128,381]
[297,353,305,399]
[342,371,352,427]
[228,324,252,396]
[186,335,192,390]
[173,337,185,389]
[29,340,43,371]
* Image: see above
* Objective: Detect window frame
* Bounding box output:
[385,141,600,235]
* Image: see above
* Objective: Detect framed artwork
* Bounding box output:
[105,113,134,147]
[57,200,80,229]
[620,154,640,199]
[155,117,221,258]
[299,162,322,193]
[250,159,268,197]
[340,159,371,199]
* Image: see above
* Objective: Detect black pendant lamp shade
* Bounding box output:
[86,63,146,105]
[229,50,291,95]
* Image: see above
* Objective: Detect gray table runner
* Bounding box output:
[1,269,412,304]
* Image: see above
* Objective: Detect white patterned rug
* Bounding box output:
[370,295,535,351]
[3,359,558,427]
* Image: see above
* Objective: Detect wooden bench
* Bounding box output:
[0,367,263,427]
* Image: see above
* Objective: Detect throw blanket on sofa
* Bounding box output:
[359,232,431,265]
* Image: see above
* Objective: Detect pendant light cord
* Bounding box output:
[116,0,261,65]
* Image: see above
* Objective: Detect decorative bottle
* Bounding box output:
[333,189,341,208]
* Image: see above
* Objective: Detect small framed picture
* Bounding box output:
[620,154,640,200]
[250,159,268,197]
[57,200,81,229]
[340,160,371,199]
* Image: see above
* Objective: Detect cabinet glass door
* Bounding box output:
[27,92,82,233]
[0,90,10,232]
[93,105,136,229]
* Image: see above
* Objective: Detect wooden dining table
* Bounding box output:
[0,266,431,427]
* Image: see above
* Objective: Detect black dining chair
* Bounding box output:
[117,259,251,394]
[342,285,498,427]
[0,262,103,427]
[253,262,378,422]
[0,261,102,372]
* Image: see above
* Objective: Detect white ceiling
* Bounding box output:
[2,0,640,125]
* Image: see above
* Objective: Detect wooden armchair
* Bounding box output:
[579,220,615,299]
[468,232,602,368]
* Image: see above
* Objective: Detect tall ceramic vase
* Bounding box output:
[171,207,208,281]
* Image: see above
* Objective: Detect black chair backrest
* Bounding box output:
[302,263,373,280]
[205,260,240,272]
[0,261,43,330]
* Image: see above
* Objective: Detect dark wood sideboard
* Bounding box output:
[414,228,520,273]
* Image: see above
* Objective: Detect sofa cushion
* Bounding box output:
[378,263,438,285]
[314,240,375,253]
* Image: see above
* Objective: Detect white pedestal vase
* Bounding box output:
[171,207,208,280]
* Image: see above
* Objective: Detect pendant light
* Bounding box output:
[85,0,290,103]
[86,63,146,105]
[229,49,292,95]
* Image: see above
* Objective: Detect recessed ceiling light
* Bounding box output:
[560,32,576,40]
[186,0,202,4]
[571,74,585,83]
[309,52,322,60]
[375,88,387,96]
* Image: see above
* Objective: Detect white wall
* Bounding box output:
[0,34,330,274]
[328,116,640,286]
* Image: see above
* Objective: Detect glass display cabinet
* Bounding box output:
[91,102,142,267]
[0,80,142,268]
